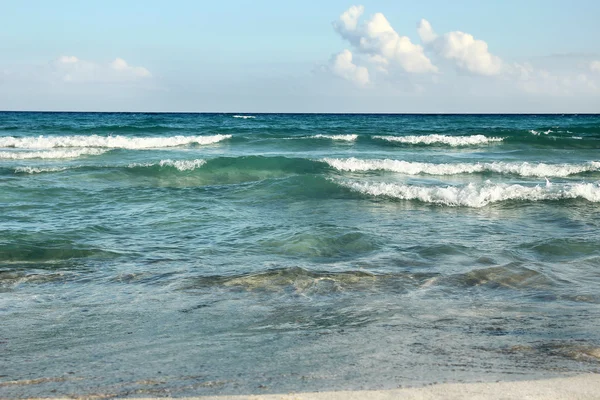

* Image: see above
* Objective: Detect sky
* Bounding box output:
[1,0,600,113]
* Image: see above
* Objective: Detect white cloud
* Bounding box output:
[367,54,389,73]
[416,19,436,44]
[326,6,600,101]
[514,66,598,95]
[110,58,151,77]
[58,55,79,64]
[330,49,370,86]
[0,56,157,111]
[53,55,151,83]
[333,6,437,74]
[336,5,364,34]
[418,19,503,76]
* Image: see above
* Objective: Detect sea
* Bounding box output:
[1,112,600,397]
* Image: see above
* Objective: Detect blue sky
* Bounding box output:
[1,0,600,112]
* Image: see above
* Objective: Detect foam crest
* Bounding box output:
[0,148,107,159]
[311,134,358,141]
[324,158,481,175]
[158,159,206,171]
[0,134,231,149]
[233,115,256,119]
[128,159,206,171]
[323,158,600,177]
[486,161,600,177]
[529,129,553,135]
[339,180,600,207]
[14,166,71,174]
[373,134,502,146]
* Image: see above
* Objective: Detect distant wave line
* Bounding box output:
[0,148,108,159]
[0,134,231,149]
[372,134,503,146]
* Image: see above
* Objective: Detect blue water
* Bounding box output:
[1,112,600,397]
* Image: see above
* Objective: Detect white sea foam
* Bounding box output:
[322,158,600,177]
[372,134,502,146]
[0,148,107,159]
[0,135,231,149]
[14,166,71,174]
[310,134,358,141]
[233,115,256,119]
[339,180,600,207]
[158,159,206,171]
[128,159,206,171]
[529,129,553,135]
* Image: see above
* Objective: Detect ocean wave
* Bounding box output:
[310,134,358,141]
[323,158,600,177]
[128,159,206,171]
[233,115,256,119]
[372,134,503,146]
[13,159,208,175]
[0,134,231,149]
[338,180,600,207]
[0,148,107,159]
[529,129,553,135]
[14,166,71,174]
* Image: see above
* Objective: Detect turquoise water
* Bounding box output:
[1,112,600,397]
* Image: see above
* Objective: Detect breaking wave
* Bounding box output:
[0,148,107,159]
[372,134,503,146]
[338,180,600,207]
[529,129,553,135]
[310,134,358,141]
[128,159,206,171]
[0,134,231,149]
[14,166,71,174]
[323,158,600,177]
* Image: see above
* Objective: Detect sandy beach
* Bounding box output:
[136,374,600,400]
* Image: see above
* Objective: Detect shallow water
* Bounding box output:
[1,113,600,397]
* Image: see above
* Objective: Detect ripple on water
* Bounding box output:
[0,239,120,264]
[520,237,600,262]
[257,229,381,258]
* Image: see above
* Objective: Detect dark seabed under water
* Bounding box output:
[1,112,600,397]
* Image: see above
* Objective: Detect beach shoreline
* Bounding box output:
[8,374,598,400]
[131,374,600,400]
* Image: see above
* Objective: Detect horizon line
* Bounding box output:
[1,110,598,116]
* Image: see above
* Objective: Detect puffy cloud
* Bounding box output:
[418,19,503,76]
[324,6,599,101]
[335,5,364,34]
[416,19,436,44]
[333,6,437,74]
[330,49,370,86]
